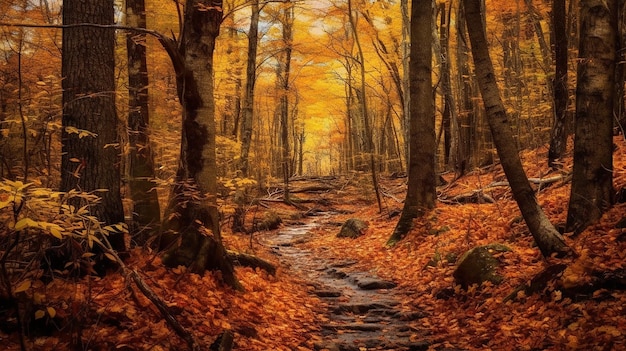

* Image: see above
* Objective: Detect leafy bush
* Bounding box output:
[0,179,127,337]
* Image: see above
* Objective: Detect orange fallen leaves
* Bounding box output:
[294,137,626,350]
[2,139,626,350]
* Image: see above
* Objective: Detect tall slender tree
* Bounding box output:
[401,0,410,163]
[61,0,125,252]
[463,0,570,257]
[126,0,161,245]
[548,0,569,167]
[567,0,616,234]
[456,0,474,172]
[279,0,293,203]
[231,0,260,233]
[239,0,260,177]
[347,0,382,212]
[388,0,436,245]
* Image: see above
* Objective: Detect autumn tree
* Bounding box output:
[360,3,405,173]
[455,0,475,173]
[60,0,126,252]
[229,0,261,233]
[158,0,240,289]
[437,2,462,175]
[278,0,293,203]
[347,0,382,211]
[548,0,569,167]
[239,0,260,178]
[400,0,410,163]
[388,0,436,245]
[463,0,570,257]
[126,0,161,245]
[566,0,616,234]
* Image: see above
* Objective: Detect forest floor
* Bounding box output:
[2,138,626,350]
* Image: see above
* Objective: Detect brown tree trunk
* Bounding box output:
[126,0,161,245]
[616,0,626,134]
[463,0,571,257]
[159,0,240,290]
[401,0,410,164]
[456,1,472,173]
[388,0,436,245]
[525,0,553,73]
[61,0,125,253]
[439,2,461,175]
[239,0,259,178]
[548,0,569,167]
[566,0,616,235]
[231,0,260,233]
[344,62,355,171]
[279,0,293,203]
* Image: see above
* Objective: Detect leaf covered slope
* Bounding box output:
[2,139,626,350]
[300,138,626,350]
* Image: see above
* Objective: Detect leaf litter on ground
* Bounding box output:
[2,137,625,350]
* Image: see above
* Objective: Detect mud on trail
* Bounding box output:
[259,211,431,351]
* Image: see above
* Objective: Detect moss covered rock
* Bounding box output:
[336,218,368,238]
[453,245,506,288]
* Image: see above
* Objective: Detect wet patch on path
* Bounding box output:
[262,213,431,351]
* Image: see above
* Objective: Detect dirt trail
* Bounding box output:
[261,213,431,351]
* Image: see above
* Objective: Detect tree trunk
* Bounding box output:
[231,0,260,233]
[566,0,616,235]
[61,0,125,252]
[456,1,472,173]
[525,0,553,73]
[344,62,355,171]
[239,0,259,178]
[463,0,571,257]
[160,0,240,290]
[279,0,293,203]
[615,0,626,134]
[347,0,382,212]
[548,0,569,167]
[362,9,405,172]
[388,0,436,245]
[439,2,461,176]
[401,0,410,165]
[126,0,161,245]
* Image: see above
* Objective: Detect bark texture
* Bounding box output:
[160,0,240,290]
[567,0,616,234]
[61,0,125,252]
[279,0,293,203]
[388,0,436,245]
[127,0,161,245]
[548,0,569,166]
[238,0,259,177]
[463,0,570,257]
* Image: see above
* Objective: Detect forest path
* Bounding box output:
[259,212,431,351]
